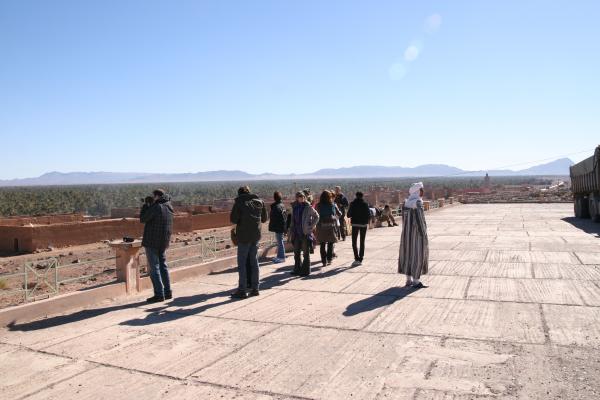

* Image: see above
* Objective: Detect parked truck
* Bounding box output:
[570,145,600,222]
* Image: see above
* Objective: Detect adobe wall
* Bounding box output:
[173,212,230,232]
[0,226,34,253]
[28,219,144,252]
[0,214,85,227]
[0,212,232,253]
[110,208,139,219]
[110,205,215,219]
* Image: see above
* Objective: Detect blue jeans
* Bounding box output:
[145,247,171,297]
[237,241,259,291]
[275,232,286,259]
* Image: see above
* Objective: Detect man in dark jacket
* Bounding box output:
[230,186,268,299]
[334,186,349,240]
[347,191,370,265]
[268,191,287,264]
[140,189,174,303]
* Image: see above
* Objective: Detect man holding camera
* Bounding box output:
[140,189,174,303]
[230,186,268,299]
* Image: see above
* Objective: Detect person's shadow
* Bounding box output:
[343,285,425,317]
[6,301,148,332]
[119,289,240,327]
[7,259,402,331]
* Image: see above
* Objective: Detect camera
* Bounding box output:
[141,196,154,206]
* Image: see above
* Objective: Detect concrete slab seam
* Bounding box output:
[538,303,551,345]
[462,276,473,299]
[183,324,283,379]
[10,339,316,400]
[572,252,585,265]
[15,363,101,400]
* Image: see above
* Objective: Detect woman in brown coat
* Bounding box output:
[316,190,340,266]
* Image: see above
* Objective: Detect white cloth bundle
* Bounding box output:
[404,182,424,209]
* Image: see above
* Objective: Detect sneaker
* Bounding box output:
[164,292,173,300]
[230,290,248,299]
[146,295,165,303]
[249,289,260,297]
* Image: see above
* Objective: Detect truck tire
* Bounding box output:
[575,196,590,219]
[590,196,600,223]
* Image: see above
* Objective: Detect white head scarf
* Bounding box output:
[404,182,424,209]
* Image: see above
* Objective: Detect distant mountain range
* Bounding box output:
[0,158,574,187]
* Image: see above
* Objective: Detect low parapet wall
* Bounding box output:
[110,205,216,219]
[175,212,230,232]
[0,212,231,253]
[0,214,85,227]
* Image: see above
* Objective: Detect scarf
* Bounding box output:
[404,182,424,209]
[293,202,306,236]
[318,203,335,220]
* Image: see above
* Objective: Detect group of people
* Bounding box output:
[139,183,430,303]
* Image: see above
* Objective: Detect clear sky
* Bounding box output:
[1,1,599,179]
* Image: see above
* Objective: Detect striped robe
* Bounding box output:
[398,200,429,279]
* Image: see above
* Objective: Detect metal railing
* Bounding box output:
[0,231,277,305]
[0,255,116,304]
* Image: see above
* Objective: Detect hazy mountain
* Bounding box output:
[512,158,574,176]
[135,170,255,183]
[0,171,155,186]
[310,164,464,178]
[460,158,575,177]
[0,158,574,186]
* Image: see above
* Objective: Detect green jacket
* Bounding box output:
[230,193,268,244]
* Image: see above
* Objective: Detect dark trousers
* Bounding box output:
[237,242,259,291]
[352,227,367,261]
[145,247,171,297]
[320,242,334,264]
[340,218,347,240]
[293,236,311,275]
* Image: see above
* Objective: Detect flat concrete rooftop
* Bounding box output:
[2,204,600,399]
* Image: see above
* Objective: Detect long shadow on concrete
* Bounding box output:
[120,289,240,327]
[121,262,365,326]
[6,301,148,332]
[562,217,600,237]
[343,286,423,317]
[7,259,365,331]
[260,261,360,290]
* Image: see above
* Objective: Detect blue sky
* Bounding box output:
[1,1,599,179]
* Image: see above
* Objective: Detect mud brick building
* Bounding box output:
[0,211,230,254]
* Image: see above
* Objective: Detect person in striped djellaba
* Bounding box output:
[398,182,429,288]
